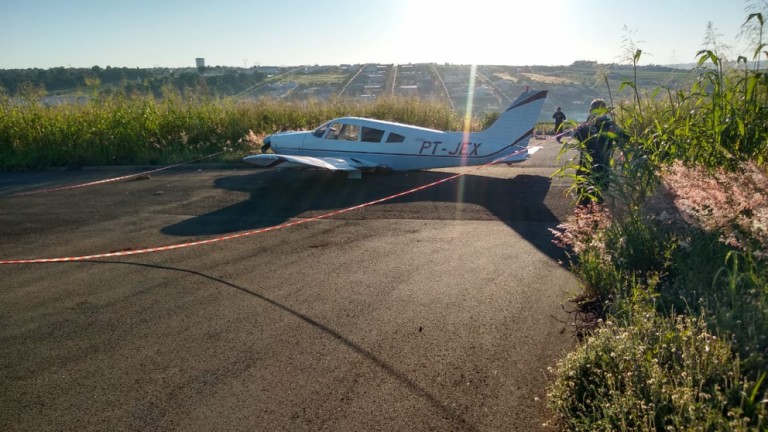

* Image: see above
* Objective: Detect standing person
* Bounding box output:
[570,98,629,206]
[552,106,566,143]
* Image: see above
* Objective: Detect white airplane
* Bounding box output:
[243,89,547,178]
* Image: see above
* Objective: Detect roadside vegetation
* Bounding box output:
[547,10,768,430]
[0,89,469,170]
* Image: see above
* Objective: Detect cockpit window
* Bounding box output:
[322,122,380,142]
[361,127,385,143]
[325,122,343,139]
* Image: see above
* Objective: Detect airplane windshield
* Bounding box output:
[312,122,331,138]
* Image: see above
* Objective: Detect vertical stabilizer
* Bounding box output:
[479,90,548,145]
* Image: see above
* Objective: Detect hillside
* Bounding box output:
[0,63,697,122]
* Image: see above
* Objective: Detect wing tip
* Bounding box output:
[243,154,280,167]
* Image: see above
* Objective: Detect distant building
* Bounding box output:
[399,85,419,96]
[195,58,205,68]
[256,66,281,75]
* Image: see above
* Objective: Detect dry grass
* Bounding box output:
[643,162,768,254]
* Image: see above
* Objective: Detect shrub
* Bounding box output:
[548,307,766,431]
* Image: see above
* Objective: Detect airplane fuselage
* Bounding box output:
[265,117,533,171]
[244,89,547,176]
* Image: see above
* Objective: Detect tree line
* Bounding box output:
[0,66,267,99]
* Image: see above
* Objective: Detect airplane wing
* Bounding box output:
[243,154,381,177]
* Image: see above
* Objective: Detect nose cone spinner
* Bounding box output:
[261,135,272,153]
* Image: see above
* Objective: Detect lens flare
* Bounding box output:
[454,64,478,212]
[462,64,477,165]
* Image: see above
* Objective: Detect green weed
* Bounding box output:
[549,10,768,430]
[548,306,766,431]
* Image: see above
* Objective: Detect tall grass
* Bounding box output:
[0,90,465,170]
[622,49,768,170]
[0,91,244,168]
[548,11,768,429]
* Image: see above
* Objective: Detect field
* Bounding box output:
[280,72,349,86]
[518,72,578,85]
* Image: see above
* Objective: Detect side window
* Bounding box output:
[339,124,360,141]
[361,127,385,143]
[326,122,343,140]
[386,132,405,143]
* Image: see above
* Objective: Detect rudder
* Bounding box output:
[479,89,548,145]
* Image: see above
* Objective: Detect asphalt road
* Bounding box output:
[0,138,579,431]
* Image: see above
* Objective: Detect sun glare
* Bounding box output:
[393,0,564,65]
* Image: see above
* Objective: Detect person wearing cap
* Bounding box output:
[570,98,629,205]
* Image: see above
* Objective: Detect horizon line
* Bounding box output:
[0,61,705,71]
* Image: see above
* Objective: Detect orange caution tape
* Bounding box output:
[1,148,531,264]
[5,152,224,197]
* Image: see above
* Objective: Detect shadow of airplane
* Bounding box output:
[161,168,568,263]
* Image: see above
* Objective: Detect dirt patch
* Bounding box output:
[519,73,577,85]
[493,72,519,82]
[493,72,577,85]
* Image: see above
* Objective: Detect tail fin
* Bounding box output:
[479,89,547,144]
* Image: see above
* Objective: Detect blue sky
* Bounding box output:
[0,0,757,69]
